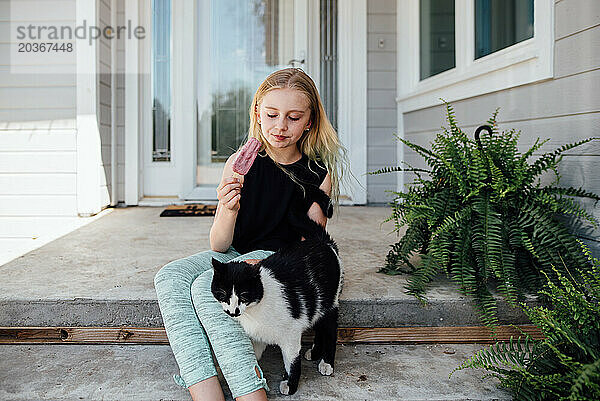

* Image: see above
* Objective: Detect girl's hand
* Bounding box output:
[244,259,262,265]
[216,176,243,212]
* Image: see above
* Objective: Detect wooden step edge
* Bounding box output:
[0,325,544,345]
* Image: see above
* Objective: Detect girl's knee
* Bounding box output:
[231,250,274,263]
[190,271,222,319]
[153,258,188,289]
[190,271,214,302]
[153,250,224,288]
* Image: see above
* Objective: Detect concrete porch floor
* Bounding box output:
[0,206,529,327]
[0,206,520,400]
[0,343,510,401]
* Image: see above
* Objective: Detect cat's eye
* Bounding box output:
[238,293,250,303]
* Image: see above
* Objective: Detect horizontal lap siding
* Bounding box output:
[402,0,600,254]
[367,0,397,204]
[0,136,77,216]
[0,0,77,216]
[0,0,121,216]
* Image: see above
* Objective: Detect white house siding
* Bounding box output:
[402,0,600,253]
[366,0,397,204]
[0,0,77,217]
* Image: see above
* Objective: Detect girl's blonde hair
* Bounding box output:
[245,67,348,209]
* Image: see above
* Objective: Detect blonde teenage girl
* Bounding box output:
[154,67,346,401]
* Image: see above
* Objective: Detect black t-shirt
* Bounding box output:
[231,151,329,254]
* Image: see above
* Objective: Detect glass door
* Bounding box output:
[192,0,311,198]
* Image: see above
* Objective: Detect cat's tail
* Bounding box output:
[287,185,336,248]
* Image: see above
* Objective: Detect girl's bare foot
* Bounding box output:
[188,376,225,401]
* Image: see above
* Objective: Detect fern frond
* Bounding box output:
[405,253,441,296]
[380,221,428,274]
[471,192,504,282]
[541,186,600,201]
[527,137,598,179]
[519,137,550,164]
[570,358,600,399]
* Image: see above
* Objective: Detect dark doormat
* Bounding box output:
[160,204,217,217]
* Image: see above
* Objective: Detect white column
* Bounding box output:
[338,0,367,204]
[76,0,102,216]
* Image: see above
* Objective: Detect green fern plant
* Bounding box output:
[370,101,599,325]
[451,244,600,400]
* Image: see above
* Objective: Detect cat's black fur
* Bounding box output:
[211,187,342,396]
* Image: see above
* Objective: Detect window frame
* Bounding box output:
[396,0,554,113]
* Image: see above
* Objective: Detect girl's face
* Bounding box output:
[256,88,312,153]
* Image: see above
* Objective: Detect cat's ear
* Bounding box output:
[212,258,226,273]
[248,262,261,277]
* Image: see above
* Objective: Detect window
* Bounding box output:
[420,0,455,80]
[398,0,553,112]
[207,0,297,163]
[475,0,534,59]
[151,0,172,162]
[320,0,338,130]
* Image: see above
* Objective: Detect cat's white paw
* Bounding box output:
[279,380,290,395]
[304,348,312,361]
[318,360,333,376]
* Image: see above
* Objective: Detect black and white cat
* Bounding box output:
[210,215,343,396]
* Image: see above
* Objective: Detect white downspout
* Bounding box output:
[125,0,140,205]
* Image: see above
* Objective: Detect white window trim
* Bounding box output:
[396,0,554,113]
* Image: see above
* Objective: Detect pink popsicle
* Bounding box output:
[232,137,261,177]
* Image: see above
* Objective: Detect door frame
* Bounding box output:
[129,0,367,204]
[337,0,367,204]
[140,0,182,198]
[130,0,197,201]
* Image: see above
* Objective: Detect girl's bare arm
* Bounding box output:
[210,153,243,252]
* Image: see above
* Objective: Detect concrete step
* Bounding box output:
[0,206,531,328]
[0,290,530,328]
[0,343,510,400]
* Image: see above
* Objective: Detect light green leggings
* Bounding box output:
[154,246,275,399]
